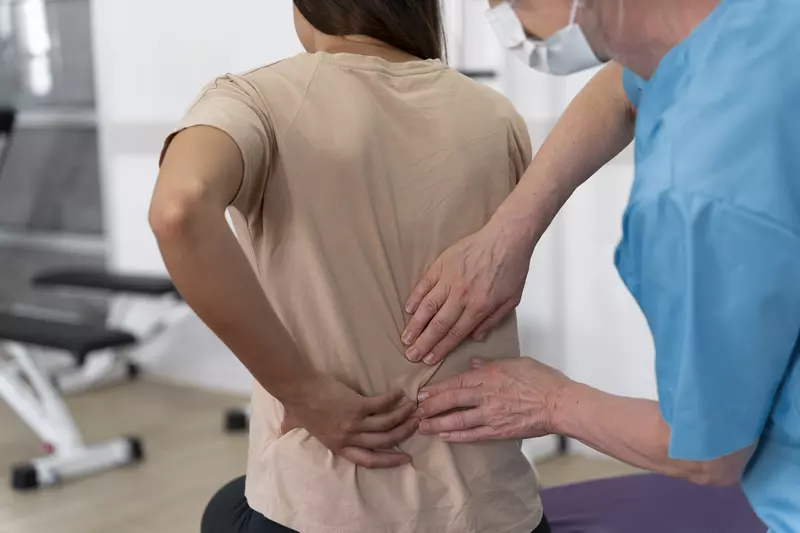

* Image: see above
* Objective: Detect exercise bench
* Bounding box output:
[33,268,187,394]
[0,313,144,490]
[33,268,252,435]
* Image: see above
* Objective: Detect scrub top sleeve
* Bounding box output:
[621,68,645,109]
[161,75,275,217]
[616,192,800,461]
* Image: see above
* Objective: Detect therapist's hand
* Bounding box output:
[281,376,418,468]
[415,358,571,442]
[402,220,535,365]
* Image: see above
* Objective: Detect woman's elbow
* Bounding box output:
[149,188,206,242]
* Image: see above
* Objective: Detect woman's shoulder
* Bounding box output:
[234,52,321,92]
[443,71,527,136]
[197,53,320,132]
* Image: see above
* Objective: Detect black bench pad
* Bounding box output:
[34,269,178,296]
[0,313,138,364]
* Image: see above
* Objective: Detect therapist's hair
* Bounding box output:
[293,0,445,60]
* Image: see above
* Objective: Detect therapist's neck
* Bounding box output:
[604,0,720,80]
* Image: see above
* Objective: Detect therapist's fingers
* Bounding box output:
[439,426,501,443]
[471,297,519,342]
[340,447,412,469]
[360,399,416,432]
[415,388,483,419]
[418,369,486,402]
[421,309,488,366]
[402,283,450,357]
[404,292,465,363]
[405,260,442,314]
[418,407,486,436]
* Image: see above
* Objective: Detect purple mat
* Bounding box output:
[541,474,767,533]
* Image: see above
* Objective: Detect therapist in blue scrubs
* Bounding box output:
[400,1,800,531]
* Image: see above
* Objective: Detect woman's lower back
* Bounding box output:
[245,317,542,533]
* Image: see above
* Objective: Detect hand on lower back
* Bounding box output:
[401,221,534,365]
[415,358,571,442]
[281,375,418,468]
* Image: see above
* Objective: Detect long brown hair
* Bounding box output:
[293,0,445,60]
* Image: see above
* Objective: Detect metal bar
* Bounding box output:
[8,342,85,450]
[1,0,88,7]
[1,303,84,323]
[0,229,105,255]
[16,108,97,129]
[459,69,499,80]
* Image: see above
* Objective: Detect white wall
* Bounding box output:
[90,0,304,395]
[91,0,303,274]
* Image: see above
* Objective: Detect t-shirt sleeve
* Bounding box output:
[161,75,275,215]
[615,191,800,460]
[621,68,645,110]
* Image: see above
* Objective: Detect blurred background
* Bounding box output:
[0,1,653,532]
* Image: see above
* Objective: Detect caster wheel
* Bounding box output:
[127,363,141,380]
[224,410,249,432]
[127,436,145,462]
[11,464,38,491]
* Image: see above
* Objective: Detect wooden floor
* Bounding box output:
[0,380,639,533]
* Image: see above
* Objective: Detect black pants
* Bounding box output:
[202,477,551,533]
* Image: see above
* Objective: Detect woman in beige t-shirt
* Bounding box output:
[152,1,548,532]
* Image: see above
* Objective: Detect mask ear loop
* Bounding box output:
[569,0,580,25]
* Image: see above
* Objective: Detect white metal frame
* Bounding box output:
[0,341,139,488]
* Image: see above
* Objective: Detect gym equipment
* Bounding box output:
[541,474,766,532]
[0,107,15,171]
[0,313,144,490]
[33,268,250,435]
[224,404,250,433]
[33,268,188,394]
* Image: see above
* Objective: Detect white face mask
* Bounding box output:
[486,0,606,76]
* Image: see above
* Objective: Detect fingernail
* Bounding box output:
[401,331,413,345]
[423,353,437,365]
[406,347,420,361]
[405,303,415,313]
[419,422,430,433]
[417,391,429,402]
[440,433,452,440]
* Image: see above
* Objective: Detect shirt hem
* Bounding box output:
[247,489,543,533]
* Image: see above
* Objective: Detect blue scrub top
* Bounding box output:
[616,1,800,531]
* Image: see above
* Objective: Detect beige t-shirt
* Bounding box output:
[166,52,541,533]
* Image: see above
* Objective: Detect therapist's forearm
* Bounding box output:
[554,382,749,486]
[490,63,636,244]
[151,202,317,405]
